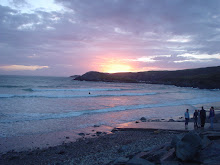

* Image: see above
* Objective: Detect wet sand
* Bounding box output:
[1,108,220,164]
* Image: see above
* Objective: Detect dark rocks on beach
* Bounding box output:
[151,119,160,122]
[94,125,100,127]
[111,128,119,133]
[168,119,175,122]
[96,131,102,136]
[140,117,147,122]
[118,145,129,153]
[170,135,182,148]
[175,132,202,161]
[78,133,85,136]
[113,157,130,164]
[199,140,220,164]
[127,157,154,165]
[57,150,65,155]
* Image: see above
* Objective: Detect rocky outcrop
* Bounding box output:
[110,130,220,165]
[74,66,220,89]
[175,132,202,161]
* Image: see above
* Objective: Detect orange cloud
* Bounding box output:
[0,65,49,71]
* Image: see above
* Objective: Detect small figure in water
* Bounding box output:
[193,110,198,128]
[89,92,91,94]
[185,109,190,130]
[200,106,206,128]
[209,106,215,129]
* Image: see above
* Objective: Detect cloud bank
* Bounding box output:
[0,0,220,76]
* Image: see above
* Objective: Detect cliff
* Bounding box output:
[74,66,220,89]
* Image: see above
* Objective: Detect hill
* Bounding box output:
[74,66,220,89]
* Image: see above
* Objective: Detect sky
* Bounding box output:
[0,0,220,76]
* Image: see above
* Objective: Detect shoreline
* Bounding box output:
[1,111,220,154]
[1,116,220,164]
[1,104,220,164]
[0,126,184,165]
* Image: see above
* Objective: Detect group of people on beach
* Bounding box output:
[184,106,215,130]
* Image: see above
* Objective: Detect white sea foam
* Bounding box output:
[23,88,131,92]
[2,96,220,123]
[0,92,157,98]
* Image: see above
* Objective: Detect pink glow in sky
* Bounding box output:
[0,0,220,76]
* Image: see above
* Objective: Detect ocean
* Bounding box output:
[0,75,220,151]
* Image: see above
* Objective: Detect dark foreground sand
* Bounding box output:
[0,128,184,165]
[1,110,220,165]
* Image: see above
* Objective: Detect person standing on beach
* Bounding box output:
[193,110,198,128]
[200,106,206,128]
[197,110,201,127]
[185,109,190,129]
[209,106,215,129]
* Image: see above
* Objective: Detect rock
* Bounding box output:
[146,150,167,163]
[179,117,183,119]
[207,134,220,140]
[143,146,157,152]
[135,121,139,123]
[140,117,147,122]
[154,130,161,134]
[118,145,129,153]
[168,119,175,122]
[176,131,202,161]
[141,144,168,163]
[114,157,129,164]
[96,131,102,136]
[9,156,20,160]
[202,136,211,149]
[57,150,65,155]
[127,157,154,165]
[199,140,220,164]
[161,161,180,165]
[160,148,175,162]
[171,135,182,148]
[151,119,160,122]
[65,136,69,139]
[111,128,119,133]
[94,125,100,127]
[78,133,85,136]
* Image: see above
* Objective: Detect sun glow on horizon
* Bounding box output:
[102,64,132,73]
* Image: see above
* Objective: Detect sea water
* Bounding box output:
[1,75,220,139]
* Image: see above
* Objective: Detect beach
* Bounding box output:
[1,76,220,164]
[1,112,220,165]
[0,123,186,165]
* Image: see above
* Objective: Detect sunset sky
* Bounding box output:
[0,0,220,76]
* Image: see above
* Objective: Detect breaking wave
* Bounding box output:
[0,92,157,98]
[23,88,133,92]
[1,96,220,123]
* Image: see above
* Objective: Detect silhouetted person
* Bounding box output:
[200,106,206,128]
[185,109,190,129]
[193,110,198,128]
[209,106,215,129]
[197,110,201,127]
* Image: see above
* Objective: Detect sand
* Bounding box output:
[1,111,220,165]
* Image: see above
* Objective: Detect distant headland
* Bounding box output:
[73,66,220,89]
